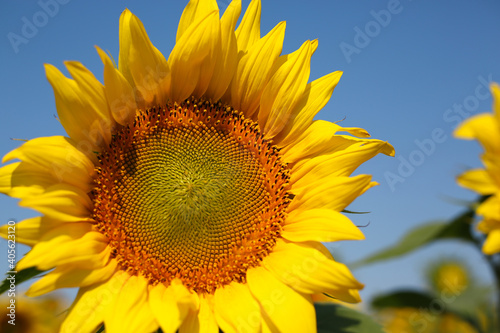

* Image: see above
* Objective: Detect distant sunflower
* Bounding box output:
[0,295,65,333]
[0,0,393,332]
[455,83,500,255]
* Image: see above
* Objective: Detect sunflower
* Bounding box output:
[455,83,500,255]
[427,260,469,296]
[0,0,393,332]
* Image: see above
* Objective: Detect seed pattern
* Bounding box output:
[92,99,291,293]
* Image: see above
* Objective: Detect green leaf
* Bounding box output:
[351,209,475,268]
[0,267,46,295]
[371,290,435,309]
[315,303,384,333]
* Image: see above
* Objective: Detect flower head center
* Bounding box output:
[92,99,291,293]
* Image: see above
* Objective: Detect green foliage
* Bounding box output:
[315,303,385,333]
[352,209,475,268]
[0,266,45,295]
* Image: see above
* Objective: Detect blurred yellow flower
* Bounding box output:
[455,83,500,255]
[380,307,478,333]
[0,0,393,332]
[429,261,469,296]
[0,295,65,333]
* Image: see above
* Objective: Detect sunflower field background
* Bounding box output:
[1,0,500,332]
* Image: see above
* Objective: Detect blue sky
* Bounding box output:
[1,0,500,310]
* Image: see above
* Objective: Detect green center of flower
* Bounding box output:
[92,99,291,293]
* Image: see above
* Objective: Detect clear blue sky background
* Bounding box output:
[1,0,500,312]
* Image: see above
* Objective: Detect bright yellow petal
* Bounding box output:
[213,282,261,333]
[483,229,500,255]
[96,46,137,126]
[17,223,108,271]
[247,266,316,333]
[457,168,498,195]
[282,209,364,242]
[0,162,54,198]
[179,295,218,333]
[45,64,112,155]
[149,280,198,333]
[230,21,286,118]
[261,240,363,301]
[290,174,376,212]
[27,259,118,297]
[334,125,371,138]
[205,0,241,101]
[105,274,158,333]
[61,271,129,333]
[176,0,219,42]
[282,120,393,164]
[275,71,342,146]
[0,216,61,246]
[259,40,315,139]
[291,141,394,182]
[169,11,220,101]
[477,195,500,221]
[64,61,112,147]
[454,113,500,154]
[19,183,92,222]
[235,0,261,52]
[119,9,170,107]
[3,136,94,192]
[491,83,500,124]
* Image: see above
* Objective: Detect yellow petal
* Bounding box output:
[247,266,316,333]
[230,21,286,118]
[213,282,261,333]
[61,271,129,333]
[291,141,394,181]
[64,61,111,145]
[0,162,54,198]
[282,209,364,242]
[27,259,118,297]
[0,216,61,246]
[235,0,261,52]
[169,11,220,101]
[19,183,92,222]
[477,195,500,221]
[259,40,315,139]
[454,113,500,154]
[491,83,500,124]
[96,46,137,126]
[17,223,108,271]
[150,280,198,333]
[290,174,376,212]
[179,295,218,333]
[105,274,159,333]
[282,120,393,164]
[483,229,500,255]
[275,71,342,147]
[45,64,112,155]
[3,136,94,192]
[176,0,219,42]
[335,125,371,138]
[119,9,170,107]
[205,0,241,101]
[261,240,363,302]
[457,168,497,195]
